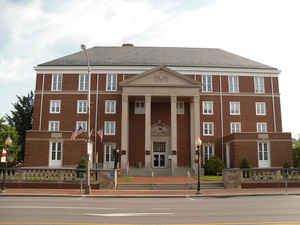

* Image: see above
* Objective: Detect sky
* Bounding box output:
[0,0,299,138]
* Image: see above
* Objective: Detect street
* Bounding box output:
[0,195,300,224]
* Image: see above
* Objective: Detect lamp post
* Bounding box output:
[196,137,202,195]
[81,44,91,195]
[1,136,12,193]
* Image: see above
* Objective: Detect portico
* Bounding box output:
[119,66,201,170]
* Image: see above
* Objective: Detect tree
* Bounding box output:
[5,91,34,160]
[0,118,21,167]
[204,156,225,175]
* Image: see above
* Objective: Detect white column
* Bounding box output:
[121,94,129,169]
[190,99,195,168]
[171,96,177,168]
[191,96,200,169]
[145,95,152,168]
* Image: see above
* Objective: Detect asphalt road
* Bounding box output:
[0,196,300,225]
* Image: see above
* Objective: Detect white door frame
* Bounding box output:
[103,143,116,169]
[257,141,271,168]
[152,140,168,168]
[49,141,63,168]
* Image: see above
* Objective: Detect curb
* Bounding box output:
[1,192,299,198]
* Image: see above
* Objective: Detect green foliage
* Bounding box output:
[5,91,34,160]
[204,156,225,176]
[283,161,291,168]
[77,157,87,169]
[293,146,300,168]
[240,157,252,168]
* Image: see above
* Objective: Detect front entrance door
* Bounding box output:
[103,143,116,169]
[258,142,270,168]
[49,141,62,168]
[153,141,166,168]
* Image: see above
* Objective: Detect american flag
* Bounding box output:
[71,127,84,140]
[97,128,104,143]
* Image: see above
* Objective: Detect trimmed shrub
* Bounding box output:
[204,156,225,176]
[283,161,291,169]
[240,157,252,169]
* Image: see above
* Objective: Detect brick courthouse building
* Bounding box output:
[25,44,293,173]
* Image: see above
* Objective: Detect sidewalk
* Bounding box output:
[1,187,300,198]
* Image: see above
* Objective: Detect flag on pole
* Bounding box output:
[97,128,104,143]
[71,127,84,140]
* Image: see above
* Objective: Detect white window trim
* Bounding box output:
[257,141,271,168]
[106,74,118,92]
[254,76,265,93]
[77,100,88,114]
[202,101,214,115]
[105,100,116,114]
[228,75,239,93]
[230,122,241,133]
[135,100,145,114]
[78,74,89,91]
[203,143,215,163]
[48,121,60,131]
[230,102,240,115]
[51,74,62,91]
[49,100,61,114]
[104,121,116,135]
[76,121,87,131]
[256,102,266,116]
[257,122,268,133]
[49,141,63,167]
[203,122,214,136]
[202,75,213,92]
[176,101,185,114]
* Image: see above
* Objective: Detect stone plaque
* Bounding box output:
[51,133,62,138]
[258,134,269,139]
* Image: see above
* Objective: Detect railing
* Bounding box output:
[241,168,300,183]
[0,168,111,184]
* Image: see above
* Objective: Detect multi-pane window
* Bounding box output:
[258,142,269,161]
[77,100,88,113]
[52,74,62,91]
[203,122,214,136]
[254,77,265,93]
[105,100,116,114]
[51,142,62,161]
[228,76,239,93]
[230,102,240,115]
[135,101,145,114]
[104,121,116,135]
[256,102,266,115]
[176,102,184,114]
[48,121,60,131]
[257,122,267,133]
[202,75,213,92]
[231,122,241,133]
[203,143,214,162]
[203,101,213,115]
[50,100,61,113]
[79,74,89,91]
[106,74,118,91]
[76,121,87,131]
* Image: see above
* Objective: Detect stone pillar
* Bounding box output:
[145,95,152,168]
[191,96,200,170]
[121,94,129,169]
[170,96,177,168]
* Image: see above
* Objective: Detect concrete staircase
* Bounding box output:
[124,167,204,176]
[118,182,224,190]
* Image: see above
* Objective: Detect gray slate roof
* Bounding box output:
[38,46,276,70]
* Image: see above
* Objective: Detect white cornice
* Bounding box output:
[34,65,280,77]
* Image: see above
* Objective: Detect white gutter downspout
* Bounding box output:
[39,74,45,130]
[271,77,277,132]
[219,75,224,161]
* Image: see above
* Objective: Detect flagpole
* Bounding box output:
[81,44,91,195]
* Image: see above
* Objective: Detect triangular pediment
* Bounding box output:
[120,66,200,87]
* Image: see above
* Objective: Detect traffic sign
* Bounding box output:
[1,149,7,163]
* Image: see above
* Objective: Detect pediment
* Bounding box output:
[120,66,200,87]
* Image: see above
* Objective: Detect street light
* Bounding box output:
[1,136,12,192]
[81,44,91,195]
[196,137,202,195]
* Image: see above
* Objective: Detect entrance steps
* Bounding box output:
[118,182,224,190]
[123,167,204,177]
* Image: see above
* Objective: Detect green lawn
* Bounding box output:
[118,176,134,182]
[193,176,223,181]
